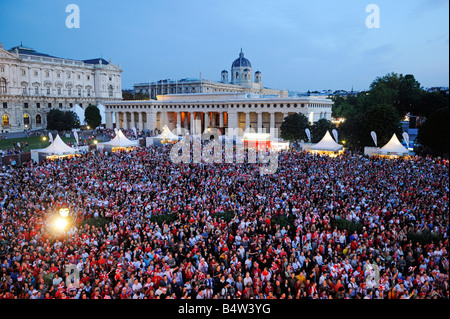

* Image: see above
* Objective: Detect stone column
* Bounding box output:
[105,111,113,129]
[257,112,263,133]
[130,111,135,129]
[138,112,143,131]
[176,112,181,134]
[122,112,128,130]
[190,112,195,134]
[184,112,188,129]
[146,111,156,131]
[219,112,224,127]
[245,112,250,130]
[204,112,210,129]
[269,112,275,130]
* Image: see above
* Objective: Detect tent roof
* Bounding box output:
[34,134,77,155]
[101,129,138,147]
[377,134,409,155]
[311,131,343,151]
[154,125,179,140]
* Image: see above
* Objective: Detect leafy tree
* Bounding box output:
[280,113,309,143]
[84,104,102,129]
[369,73,422,117]
[311,119,335,143]
[46,109,80,131]
[416,106,449,157]
[361,104,403,147]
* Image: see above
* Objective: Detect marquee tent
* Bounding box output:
[30,134,79,162]
[310,131,344,152]
[374,133,409,157]
[99,129,139,151]
[155,125,180,141]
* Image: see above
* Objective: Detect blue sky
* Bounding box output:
[0,0,448,92]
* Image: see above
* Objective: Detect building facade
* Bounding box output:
[0,43,122,132]
[134,50,288,99]
[104,92,333,136]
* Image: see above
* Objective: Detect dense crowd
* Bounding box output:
[0,142,448,299]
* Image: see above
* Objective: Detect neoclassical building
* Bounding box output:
[104,92,333,135]
[134,49,288,99]
[0,43,122,132]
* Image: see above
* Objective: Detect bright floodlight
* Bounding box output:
[59,208,70,217]
[54,217,69,232]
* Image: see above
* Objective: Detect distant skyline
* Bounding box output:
[1,0,448,92]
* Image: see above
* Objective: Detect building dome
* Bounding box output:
[231,49,251,68]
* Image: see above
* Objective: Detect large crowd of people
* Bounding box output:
[0,141,448,299]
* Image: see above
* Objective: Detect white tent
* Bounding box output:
[97,104,106,124]
[31,134,78,162]
[155,125,180,141]
[375,133,409,156]
[73,104,85,125]
[100,129,139,148]
[311,131,343,152]
[35,134,77,155]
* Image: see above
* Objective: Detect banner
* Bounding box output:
[305,128,311,142]
[132,127,138,139]
[332,129,338,142]
[370,131,377,146]
[402,132,409,148]
[49,132,53,143]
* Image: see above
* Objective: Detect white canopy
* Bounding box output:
[101,129,139,147]
[376,133,409,156]
[311,131,343,151]
[97,104,106,124]
[73,104,85,125]
[155,125,180,140]
[34,134,78,155]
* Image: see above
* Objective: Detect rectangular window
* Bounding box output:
[58,87,61,95]
[23,87,27,95]
[47,87,50,95]
[34,71,38,76]
[48,103,52,108]
[59,103,63,108]
[36,102,40,108]
[78,88,81,96]
[24,102,29,108]
[68,88,71,95]
[2,102,7,108]
[21,69,26,76]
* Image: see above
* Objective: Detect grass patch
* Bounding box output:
[0,135,91,151]
[271,214,296,228]
[407,230,444,246]
[79,216,112,229]
[331,218,364,234]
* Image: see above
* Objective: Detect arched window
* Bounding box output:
[2,114,9,126]
[108,85,113,97]
[23,114,30,125]
[0,78,6,94]
[36,114,42,125]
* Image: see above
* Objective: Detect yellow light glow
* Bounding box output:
[59,207,69,217]
[42,136,47,141]
[53,217,69,232]
[93,140,98,145]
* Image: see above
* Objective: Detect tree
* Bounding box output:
[361,104,403,147]
[311,119,335,143]
[280,113,309,143]
[84,104,102,129]
[416,106,449,157]
[46,109,79,131]
[369,73,422,117]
